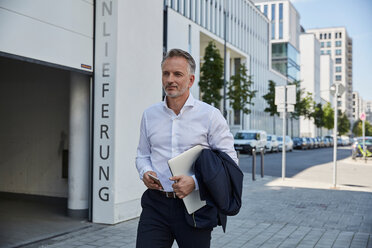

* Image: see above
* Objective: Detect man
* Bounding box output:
[136,49,238,248]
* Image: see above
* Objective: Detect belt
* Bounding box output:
[160,191,178,198]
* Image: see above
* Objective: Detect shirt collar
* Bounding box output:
[163,93,195,113]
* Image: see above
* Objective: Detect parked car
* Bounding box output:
[306,137,314,149]
[277,136,293,152]
[312,138,319,148]
[324,136,334,146]
[266,134,279,153]
[341,136,351,146]
[292,137,308,150]
[317,137,325,148]
[351,137,372,159]
[322,137,330,147]
[234,130,267,154]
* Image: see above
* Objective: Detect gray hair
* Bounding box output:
[161,49,196,75]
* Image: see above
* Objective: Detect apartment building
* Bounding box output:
[307,27,353,122]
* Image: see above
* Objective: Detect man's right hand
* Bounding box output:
[143,171,163,190]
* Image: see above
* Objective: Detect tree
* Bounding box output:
[227,63,256,116]
[311,102,324,136]
[338,110,350,136]
[288,80,313,120]
[262,80,279,134]
[199,41,224,107]
[288,80,313,136]
[323,102,334,130]
[352,120,372,137]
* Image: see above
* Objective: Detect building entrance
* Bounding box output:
[0,56,92,247]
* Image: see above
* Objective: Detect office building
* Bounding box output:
[253,0,301,82]
[307,27,353,122]
[299,33,320,137]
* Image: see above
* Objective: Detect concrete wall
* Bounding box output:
[0,0,93,72]
[0,57,70,197]
[92,0,163,224]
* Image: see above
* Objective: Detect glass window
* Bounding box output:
[339,32,342,38]
[336,58,342,64]
[324,33,327,39]
[336,75,342,81]
[337,101,342,107]
[335,49,342,55]
[326,50,331,55]
[263,5,268,17]
[279,3,283,39]
[327,41,331,47]
[328,33,331,39]
[320,33,323,39]
[335,41,342,47]
[321,50,325,55]
[335,32,338,38]
[271,4,275,39]
[336,66,342,72]
[256,5,261,11]
[321,42,324,48]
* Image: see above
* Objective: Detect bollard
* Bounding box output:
[260,148,264,178]
[252,148,256,181]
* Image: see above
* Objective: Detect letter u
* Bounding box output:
[100,145,110,160]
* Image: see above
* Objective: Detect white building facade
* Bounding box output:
[299,33,320,137]
[0,0,287,225]
[165,0,279,134]
[0,0,163,224]
[307,27,353,122]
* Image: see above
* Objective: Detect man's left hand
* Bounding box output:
[170,175,195,199]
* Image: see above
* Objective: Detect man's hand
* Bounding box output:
[170,175,195,199]
[143,171,163,190]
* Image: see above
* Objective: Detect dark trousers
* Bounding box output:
[136,189,212,248]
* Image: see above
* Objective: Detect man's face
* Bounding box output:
[162,56,195,98]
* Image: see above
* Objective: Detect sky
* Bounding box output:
[290,0,372,101]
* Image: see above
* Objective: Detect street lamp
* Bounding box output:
[330,83,345,187]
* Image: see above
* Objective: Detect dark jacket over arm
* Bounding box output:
[184,149,243,232]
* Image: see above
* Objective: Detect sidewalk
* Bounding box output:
[23,157,372,248]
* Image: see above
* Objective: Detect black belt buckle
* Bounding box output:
[164,192,177,198]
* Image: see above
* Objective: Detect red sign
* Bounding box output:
[360,112,366,121]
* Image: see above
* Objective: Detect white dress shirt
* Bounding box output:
[136,94,238,192]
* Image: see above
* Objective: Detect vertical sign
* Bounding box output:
[93,0,117,223]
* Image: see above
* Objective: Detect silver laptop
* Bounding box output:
[168,145,207,214]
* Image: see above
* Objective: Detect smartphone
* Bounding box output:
[148,174,163,189]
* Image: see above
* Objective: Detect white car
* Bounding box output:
[277,136,293,152]
[266,134,279,153]
[234,130,267,154]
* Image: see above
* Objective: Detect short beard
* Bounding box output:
[164,85,188,98]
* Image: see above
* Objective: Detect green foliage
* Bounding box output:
[262,80,279,117]
[227,64,256,114]
[338,110,350,135]
[288,80,313,120]
[323,102,334,130]
[311,102,324,128]
[199,41,224,107]
[352,120,372,136]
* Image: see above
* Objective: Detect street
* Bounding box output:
[239,146,352,178]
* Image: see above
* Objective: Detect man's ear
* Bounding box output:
[188,74,195,88]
